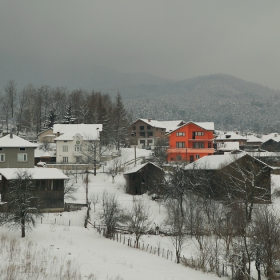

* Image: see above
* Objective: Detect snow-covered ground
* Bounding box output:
[2,148,280,279]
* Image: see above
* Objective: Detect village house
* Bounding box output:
[0,168,68,211]
[0,133,37,168]
[184,152,273,203]
[261,133,280,152]
[166,121,215,163]
[123,162,164,195]
[214,132,248,150]
[129,119,185,149]
[54,124,103,163]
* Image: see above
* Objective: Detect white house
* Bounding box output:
[54,124,103,163]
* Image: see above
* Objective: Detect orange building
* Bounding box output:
[167,122,215,163]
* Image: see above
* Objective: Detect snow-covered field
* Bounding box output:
[2,148,280,280]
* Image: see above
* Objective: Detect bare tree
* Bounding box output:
[90,193,100,212]
[253,205,280,280]
[0,170,42,238]
[125,198,152,248]
[4,80,17,119]
[165,200,188,263]
[99,191,124,238]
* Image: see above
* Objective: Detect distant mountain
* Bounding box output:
[108,74,280,134]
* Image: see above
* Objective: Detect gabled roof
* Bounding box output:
[133,119,166,129]
[123,162,163,175]
[246,134,263,143]
[54,124,103,141]
[262,133,280,143]
[53,124,103,134]
[0,168,68,180]
[160,120,186,133]
[184,152,273,170]
[215,132,247,141]
[217,142,239,151]
[0,134,38,148]
[166,121,214,135]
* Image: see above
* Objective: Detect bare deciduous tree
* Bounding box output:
[125,198,152,248]
[0,170,42,238]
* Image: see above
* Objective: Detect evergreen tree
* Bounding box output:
[62,103,76,124]
[112,92,129,150]
[45,108,57,128]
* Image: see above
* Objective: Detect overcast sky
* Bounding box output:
[1,1,280,91]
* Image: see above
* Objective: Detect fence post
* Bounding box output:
[146,244,149,252]
[150,246,152,253]
[69,220,70,226]
[41,217,42,224]
[167,250,169,260]
[123,236,125,245]
[55,218,56,224]
[162,249,164,257]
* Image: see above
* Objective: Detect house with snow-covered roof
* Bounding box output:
[261,133,280,152]
[184,152,273,202]
[166,121,215,163]
[54,124,103,163]
[214,132,247,148]
[0,168,68,210]
[129,118,186,149]
[0,133,37,168]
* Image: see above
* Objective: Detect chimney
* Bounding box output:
[57,132,60,137]
[148,119,151,122]
[236,131,239,135]
[275,133,278,137]
[10,132,13,139]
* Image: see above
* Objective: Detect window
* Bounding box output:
[0,148,2,151]
[176,142,185,148]
[75,145,81,152]
[63,157,68,163]
[176,155,182,161]
[195,155,200,159]
[140,126,144,131]
[193,142,204,148]
[63,145,68,152]
[208,142,212,148]
[176,132,185,137]
[140,140,145,145]
[147,125,151,129]
[19,147,26,151]
[18,153,27,162]
[147,139,153,144]
[0,154,5,162]
[132,126,136,130]
[194,132,204,136]
[147,132,153,137]
[64,140,68,142]
[140,132,145,137]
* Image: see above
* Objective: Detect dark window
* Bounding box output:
[208,142,212,148]
[140,126,144,130]
[147,132,153,137]
[147,125,151,129]
[147,139,153,144]
[0,148,2,151]
[64,140,67,142]
[140,140,145,144]
[19,147,26,151]
[194,132,204,136]
[176,142,185,148]
[140,132,145,137]
[195,155,200,159]
[132,126,136,130]
[193,142,204,148]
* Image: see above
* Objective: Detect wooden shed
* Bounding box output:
[123,162,165,195]
[0,168,68,211]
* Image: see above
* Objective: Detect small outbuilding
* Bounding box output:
[0,168,68,211]
[123,162,164,195]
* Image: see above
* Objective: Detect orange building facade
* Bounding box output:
[167,122,215,163]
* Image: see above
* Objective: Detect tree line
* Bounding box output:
[0,80,131,149]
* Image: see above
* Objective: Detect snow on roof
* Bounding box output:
[262,133,280,143]
[193,122,214,131]
[166,121,214,135]
[54,124,103,141]
[184,153,247,170]
[138,119,166,129]
[161,120,185,133]
[123,162,162,175]
[0,134,38,148]
[246,134,263,143]
[215,132,247,141]
[53,124,103,134]
[0,168,68,180]
[217,141,239,151]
